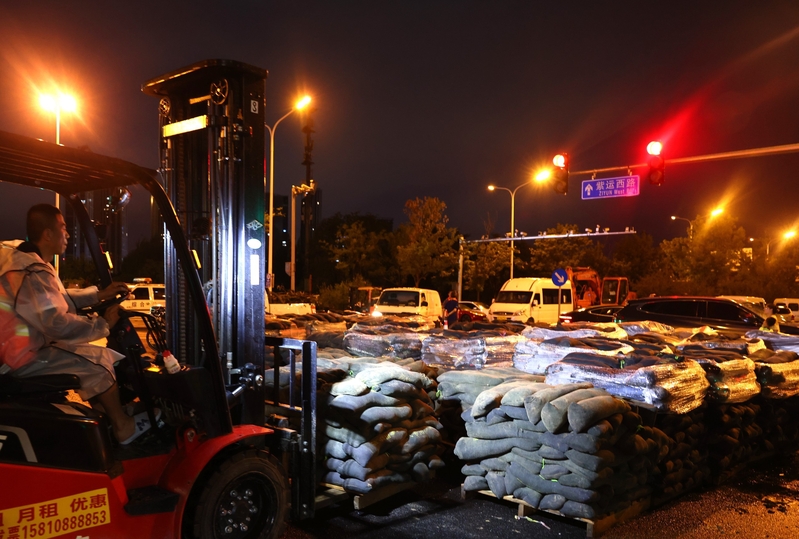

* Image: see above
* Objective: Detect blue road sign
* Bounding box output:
[552,268,569,287]
[581,175,640,200]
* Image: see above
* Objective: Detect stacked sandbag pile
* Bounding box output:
[483,333,526,367]
[616,320,675,336]
[435,368,543,411]
[545,353,709,413]
[513,336,634,375]
[752,397,799,453]
[749,348,799,398]
[704,402,766,484]
[266,357,445,494]
[522,324,629,341]
[422,333,487,368]
[745,330,799,354]
[647,408,709,503]
[676,344,760,403]
[457,381,660,520]
[321,362,445,493]
[342,322,428,359]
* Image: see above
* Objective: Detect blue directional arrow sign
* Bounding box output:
[552,268,569,287]
[582,175,640,200]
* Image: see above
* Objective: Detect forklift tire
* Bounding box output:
[192,449,288,539]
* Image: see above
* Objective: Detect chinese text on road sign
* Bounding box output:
[581,175,640,200]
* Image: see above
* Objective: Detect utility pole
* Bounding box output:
[300,110,316,292]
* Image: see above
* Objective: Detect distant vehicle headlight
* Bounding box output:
[371,310,383,318]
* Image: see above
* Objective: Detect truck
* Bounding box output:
[0,60,320,539]
[566,266,636,309]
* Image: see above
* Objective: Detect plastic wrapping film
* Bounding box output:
[676,337,762,355]
[755,359,799,398]
[513,338,634,375]
[694,357,760,403]
[545,353,710,414]
[745,330,799,354]
[421,335,487,369]
[616,320,674,336]
[484,334,526,367]
[521,323,628,341]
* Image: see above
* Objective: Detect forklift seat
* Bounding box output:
[0,373,81,397]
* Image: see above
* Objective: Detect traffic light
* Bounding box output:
[552,153,569,195]
[646,141,665,186]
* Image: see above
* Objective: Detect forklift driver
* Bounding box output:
[0,204,154,445]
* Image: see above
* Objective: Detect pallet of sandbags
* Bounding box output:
[457,381,659,524]
[463,487,650,538]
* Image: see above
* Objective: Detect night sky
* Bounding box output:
[2,1,799,249]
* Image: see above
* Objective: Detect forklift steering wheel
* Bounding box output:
[77,291,129,317]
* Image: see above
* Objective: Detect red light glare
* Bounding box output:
[647,141,663,156]
[553,154,566,168]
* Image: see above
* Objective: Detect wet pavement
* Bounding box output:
[282,453,799,539]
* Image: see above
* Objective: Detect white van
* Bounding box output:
[372,288,442,325]
[774,298,799,320]
[489,277,573,325]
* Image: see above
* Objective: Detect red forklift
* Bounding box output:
[0,60,317,539]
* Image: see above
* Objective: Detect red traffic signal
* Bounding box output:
[552,153,569,195]
[647,140,663,156]
[646,141,665,186]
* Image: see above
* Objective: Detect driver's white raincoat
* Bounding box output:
[0,241,123,399]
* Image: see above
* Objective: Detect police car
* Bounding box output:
[121,277,166,312]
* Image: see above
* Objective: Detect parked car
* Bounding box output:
[559,304,623,324]
[615,296,799,335]
[773,304,794,324]
[457,301,490,322]
[774,297,799,320]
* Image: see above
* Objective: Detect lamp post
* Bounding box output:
[290,180,315,291]
[488,180,533,279]
[265,95,311,290]
[39,92,77,275]
[670,215,693,240]
[767,230,797,260]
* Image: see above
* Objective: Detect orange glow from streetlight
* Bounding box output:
[295,95,312,110]
[487,185,496,191]
[710,207,724,218]
[39,93,77,114]
[534,169,552,182]
[784,230,797,240]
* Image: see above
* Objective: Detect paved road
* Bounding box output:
[282,453,799,539]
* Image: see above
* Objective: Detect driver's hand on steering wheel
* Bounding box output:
[98,282,130,302]
[103,304,122,329]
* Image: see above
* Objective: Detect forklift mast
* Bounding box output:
[142,60,267,425]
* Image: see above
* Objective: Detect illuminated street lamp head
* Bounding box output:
[39,93,77,113]
[785,230,797,240]
[670,215,677,221]
[534,169,552,182]
[710,207,724,218]
[295,95,312,110]
[487,185,496,191]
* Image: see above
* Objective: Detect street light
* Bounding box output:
[39,92,77,146]
[39,91,77,275]
[767,230,797,259]
[488,179,533,279]
[265,95,312,290]
[670,215,693,240]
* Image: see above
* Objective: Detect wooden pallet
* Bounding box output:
[319,476,428,511]
[463,486,650,538]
